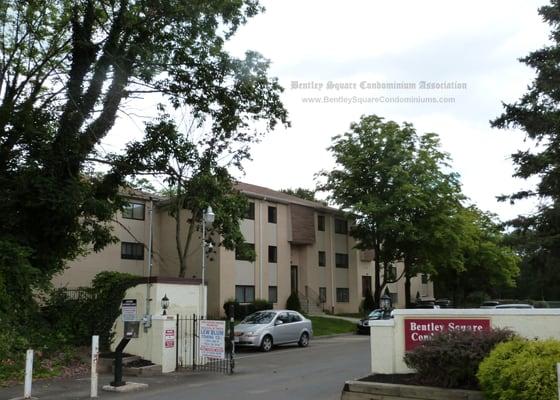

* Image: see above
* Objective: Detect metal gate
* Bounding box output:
[176,314,234,374]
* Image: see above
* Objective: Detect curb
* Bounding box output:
[314,332,358,340]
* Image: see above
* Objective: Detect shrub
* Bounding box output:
[223,299,273,320]
[404,328,516,389]
[252,299,273,312]
[286,292,301,312]
[477,338,560,400]
[42,271,141,350]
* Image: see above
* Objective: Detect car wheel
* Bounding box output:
[298,332,309,347]
[260,335,273,352]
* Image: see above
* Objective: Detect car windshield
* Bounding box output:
[368,310,383,318]
[241,311,276,324]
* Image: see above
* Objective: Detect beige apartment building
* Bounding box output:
[53,183,433,317]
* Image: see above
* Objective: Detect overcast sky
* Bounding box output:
[106,0,551,222]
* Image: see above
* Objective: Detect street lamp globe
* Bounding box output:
[380,294,392,311]
[161,294,170,315]
[204,206,215,224]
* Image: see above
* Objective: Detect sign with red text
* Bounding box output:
[199,320,226,359]
[164,329,175,348]
[404,318,491,351]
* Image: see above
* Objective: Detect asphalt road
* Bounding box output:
[110,334,370,400]
[3,334,370,400]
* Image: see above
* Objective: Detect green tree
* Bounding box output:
[433,207,520,306]
[120,116,251,277]
[491,0,560,297]
[0,1,288,299]
[319,115,462,306]
[280,187,318,202]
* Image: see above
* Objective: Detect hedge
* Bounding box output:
[477,338,560,400]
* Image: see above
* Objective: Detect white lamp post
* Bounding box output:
[201,205,215,318]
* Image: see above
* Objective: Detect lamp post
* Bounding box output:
[201,206,215,318]
[380,293,392,318]
[161,294,169,315]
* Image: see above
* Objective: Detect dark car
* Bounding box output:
[356,309,392,334]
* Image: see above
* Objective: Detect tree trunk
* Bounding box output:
[373,241,382,307]
[404,257,412,308]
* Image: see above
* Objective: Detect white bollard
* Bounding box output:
[24,349,33,399]
[91,335,99,398]
[557,362,560,400]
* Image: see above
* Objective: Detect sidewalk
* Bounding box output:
[2,370,220,400]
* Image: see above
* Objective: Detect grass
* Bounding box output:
[334,312,364,318]
[308,316,357,336]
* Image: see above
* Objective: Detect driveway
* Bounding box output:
[4,334,370,400]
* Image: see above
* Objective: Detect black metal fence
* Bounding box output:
[176,314,234,374]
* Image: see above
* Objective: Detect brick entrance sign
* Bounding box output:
[404,318,491,351]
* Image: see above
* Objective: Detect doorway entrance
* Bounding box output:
[290,265,298,293]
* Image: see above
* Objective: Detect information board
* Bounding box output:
[121,299,137,322]
[199,320,226,360]
[404,318,491,351]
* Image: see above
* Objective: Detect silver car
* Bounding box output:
[234,310,313,352]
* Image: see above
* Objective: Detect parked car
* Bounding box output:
[356,309,392,334]
[495,304,534,309]
[234,310,313,352]
[480,300,501,309]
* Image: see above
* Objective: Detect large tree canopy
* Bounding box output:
[433,207,520,306]
[0,0,288,299]
[491,0,560,293]
[318,115,463,306]
[119,115,251,278]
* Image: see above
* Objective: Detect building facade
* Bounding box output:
[53,183,433,317]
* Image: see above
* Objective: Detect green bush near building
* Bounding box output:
[477,338,560,400]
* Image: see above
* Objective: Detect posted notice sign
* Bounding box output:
[121,299,137,321]
[199,320,226,360]
[404,318,491,351]
[164,329,175,348]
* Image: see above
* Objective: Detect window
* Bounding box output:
[386,264,397,281]
[268,245,277,263]
[334,218,348,234]
[235,285,255,303]
[235,242,254,261]
[268,206,277,223]
[318,251,326,267]
[121,242,144,260]
[319,287,327,303]
[122,202,145,220]
[335,253,349,268]
[276,312,290,324]
[268,286,278,303]
[362,276,372,297]
[390,292,399,306]
[317,215,325,231]
[336,288,349,303]
[245,202,255,220]
[289,312,302,322]
[422,273,429,284]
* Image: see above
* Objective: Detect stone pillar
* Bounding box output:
[370,319,396,374]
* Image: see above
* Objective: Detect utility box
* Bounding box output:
[124,321,140,339]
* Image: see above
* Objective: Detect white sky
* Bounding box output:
[106,0,551,222]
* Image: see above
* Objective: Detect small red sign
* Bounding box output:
[404,318,491,351]
[165,339,175,348]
